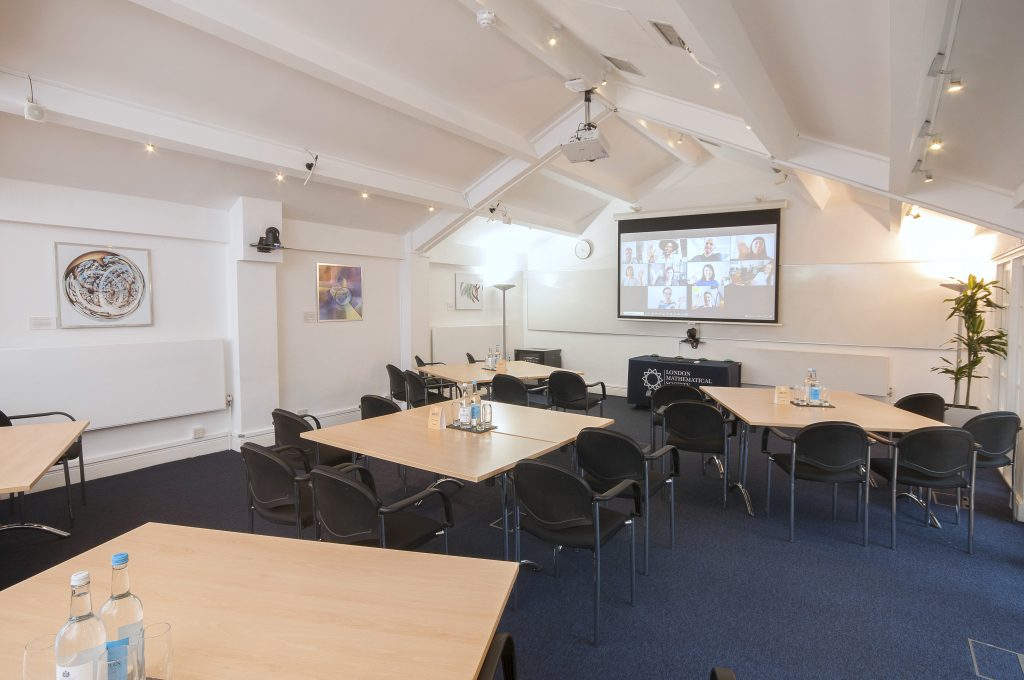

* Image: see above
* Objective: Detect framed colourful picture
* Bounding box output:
[455,272,482,310]
[55,242,153,328]
[317,263,363,322]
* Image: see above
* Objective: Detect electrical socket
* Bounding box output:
[191,427,206,440]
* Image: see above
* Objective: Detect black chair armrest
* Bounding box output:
[766,426,796,443]
[381,487,454,527]
[294,472,310,484]
[527,385,548,394]
[326,463,377,492]
[867,432,895,447]
[645,444,680,476]
[272,445,313,473]
[595,479,640,503]
[419,361,445,366]
[585,381,607,400]
[9,411,76,422]
[301,414,322,429]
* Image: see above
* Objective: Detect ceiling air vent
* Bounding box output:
[602,54,644,76]
[649,21,687,49]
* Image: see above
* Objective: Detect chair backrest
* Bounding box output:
[414,355,427,367]
[963,411,1020,459]
[467,352,477,363]
[310,465,381,544]
[0,409,10,427]
[513,460,594,531]
[894,393,946,422]
[547,370,586,406]
[492,374,529,406]
[360,395,401,420]
[272,408,314,447]
[576,427,644,487]
[793,421,868,472]
[897,426,976,477]
[652,384,704,411]
[385,364,407,402]
[240,443,298,511]
[404,369,430,406]
[662,401,726,450]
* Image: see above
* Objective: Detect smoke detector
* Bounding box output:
[476,9,496,28]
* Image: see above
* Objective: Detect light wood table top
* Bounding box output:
[702,387,946,432]
[304,404,564,482]
[0,420,89,494]
[418,361,578,385]
[0,523,517,680]
[486,401,613,446]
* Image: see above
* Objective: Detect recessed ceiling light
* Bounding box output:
[428,206,435,212]
[923,170,934,182]
[274,171,284,182]
[667,139,674,147]
[946,78,963,93]
[361,191,369,199]
[712,81,721,90]
[601,78,608,86]
[144,143,155,153]
[548,36,557,47]
[929,137,943,150]
[745,125,751,130]
[638,119,647,128]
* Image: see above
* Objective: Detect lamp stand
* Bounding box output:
[493,284,516,360]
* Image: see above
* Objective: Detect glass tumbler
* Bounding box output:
[22,634,55,680]
[144,622,173,680]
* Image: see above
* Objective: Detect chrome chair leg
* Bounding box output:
[832,483,838,521]
[552,545,561,577]
[628,518,636,607]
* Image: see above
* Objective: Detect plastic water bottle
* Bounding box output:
[807,368,821,404]
[470,381,481,428]
[55,571,107,680]
[100,553,144,680]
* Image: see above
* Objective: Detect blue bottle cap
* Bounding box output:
[111,552,129,566]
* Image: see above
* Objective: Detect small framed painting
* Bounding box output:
[455,272,482,310]
[55,242,153,328]
[317,263,363,321]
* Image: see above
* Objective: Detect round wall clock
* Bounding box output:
[574,239,593,260]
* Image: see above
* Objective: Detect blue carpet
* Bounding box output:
[3,396,1023,679]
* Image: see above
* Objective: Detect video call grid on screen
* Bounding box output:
[617,208,780,323]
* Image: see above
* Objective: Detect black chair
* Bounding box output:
[894,393,946,422]
[240,442,314,539]
[1,409,85,527]
[491,374,547,408]
[310,464,453,551]
[271,408,353,468]
[477,632,516,680]
[414,355,457,397]
[512,459,639,645]
[404,370,449,408]
[547,370,607,417]
[963,411,1021,519]
[467,352,480,363]
[710,669,737,680]
[870,427,978,553]
[385,364,407,405]
[360,394,402,420]
[576,427,678,574]
[662,401,733,507]
[763,422,874,545]
[650,384,705,447]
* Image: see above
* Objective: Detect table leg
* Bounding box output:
[727,422,755,517]
[0,493,70,538]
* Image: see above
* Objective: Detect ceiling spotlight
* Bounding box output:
[638,119,648,128]
[274,171,284,182]
[905,206,921,219]
[476,9,496,29]
[360,191,369,199]
[745,125,752,130]
[144,143,155,153]
[428,206,435,212]
[712,81,721,90]
[917,120,933,138]
[923,170,934,182]
[548,36,558,47]
[946,78,964,93]
[928,136,943,150]
[601,78,608,86]
[303,149,319,186]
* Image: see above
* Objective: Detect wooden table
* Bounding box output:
[701,387,945,515]
[418,360,577,385]
[302,401,612,559]
[0,420,88,537]
[0,523,518,680]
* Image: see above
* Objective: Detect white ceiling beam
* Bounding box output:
[1014,182,1024,209]
[128,0,536,160]
[632,162,697,205]
[672,0,799,159]
[413,101,613,252]
[889,200,905,233]
[907,178,1024,238]
[789,170,832,211]
[888,0,956,197]
[456,0,608,87]
[540,165,633,204]
[0,71,467,209]
[618,115,710,167]
[495,203,584,236]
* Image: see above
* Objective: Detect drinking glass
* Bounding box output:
[791,385,805,405]
[22,634,55,680]
[482,403,492,428]
[820,387,831,406]
[144,622,173,680]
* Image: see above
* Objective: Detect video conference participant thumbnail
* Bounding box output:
[647,286,687,311]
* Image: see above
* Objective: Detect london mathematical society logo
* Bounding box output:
[643,365,714,396]
[642,368,663,396]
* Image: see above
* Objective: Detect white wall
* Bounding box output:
[427,262,523,362]
[523,158,1014,406]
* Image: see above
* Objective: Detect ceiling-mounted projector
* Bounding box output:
[561,89,608,163]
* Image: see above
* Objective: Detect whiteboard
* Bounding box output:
[0,339,226,430]
[527,262,950,349]
[726,347,890,396]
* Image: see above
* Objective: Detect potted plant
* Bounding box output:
[933,274,1008,410]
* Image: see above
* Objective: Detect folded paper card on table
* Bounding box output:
[774,386,790,404]
[427,405,447,430]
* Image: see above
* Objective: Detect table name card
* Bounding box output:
[427,405,448,430]
[774,385,790,404]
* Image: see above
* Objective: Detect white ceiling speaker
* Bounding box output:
[476,9,496,28]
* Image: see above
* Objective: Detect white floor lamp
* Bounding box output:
[493,284,515,360]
